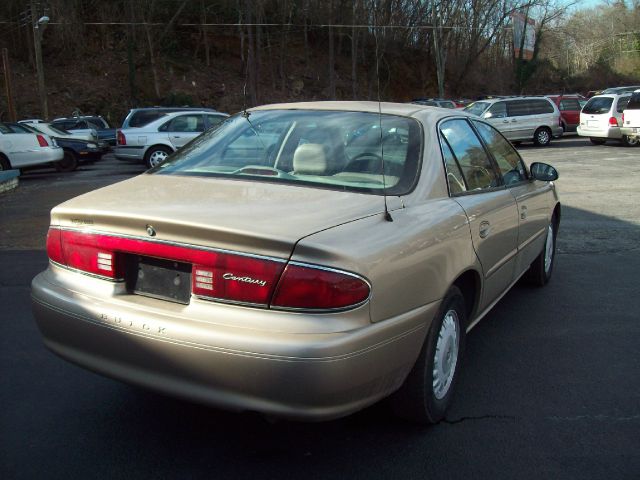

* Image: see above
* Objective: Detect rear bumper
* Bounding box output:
[114,146,146,161]
[31,266,432,420]
[620,127,639,138]
[577,125,622,139]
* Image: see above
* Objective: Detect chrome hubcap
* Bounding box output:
[433,310,460,400]
[544,224,554,274]
[149,150,168,167]
[538,130,550,144]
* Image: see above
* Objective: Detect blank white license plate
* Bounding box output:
[587,120,599,127]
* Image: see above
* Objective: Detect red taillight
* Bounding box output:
[271,263,370,310]
[609,117,618,127]
[45,228,370,310]
[46,228,64,264]
[622,112,625,124]
[192,255,285,305]
[117,130,126,145]
[37,134,49,147]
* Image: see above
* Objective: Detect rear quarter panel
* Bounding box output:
[291,198,476,324]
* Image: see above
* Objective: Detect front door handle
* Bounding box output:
[479,221,491,238]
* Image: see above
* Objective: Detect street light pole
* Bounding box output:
[31,2,49,120]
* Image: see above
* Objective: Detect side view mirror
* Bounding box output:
[530,162,559,181]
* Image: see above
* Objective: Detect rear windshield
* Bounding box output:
[583,97,614,114]
[616,96,631,113]
[463,102,490,117]
[151,110,422,195]
[627,93,640,110]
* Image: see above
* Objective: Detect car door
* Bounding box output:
[483,101,514,138]
[505,100,534,140]
[165,114,205,148]
[558,98,581,129]
[472,120,551,275]
[439,118,520,310]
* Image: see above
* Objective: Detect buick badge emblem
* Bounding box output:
[146,225,156,237]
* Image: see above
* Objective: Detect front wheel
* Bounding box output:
[390,286,466,424]
[526,217,557,286]
[54,150,79,172]
[533,127,552,146]
[0,154,10,171]
[145,146,172,168]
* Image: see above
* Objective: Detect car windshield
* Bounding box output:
[463,102,490,117]
[583,97,613,114]
[152,109,422,195]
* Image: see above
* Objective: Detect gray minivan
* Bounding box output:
[464,97,562,146]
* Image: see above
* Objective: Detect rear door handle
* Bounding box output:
[479,221,491,238]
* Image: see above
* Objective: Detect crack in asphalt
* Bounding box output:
[548,414,640,422]
[442,414,517,424]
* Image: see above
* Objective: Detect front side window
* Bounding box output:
[486,102,507,118]
[463,101,490,117]
[152,110,422,195]
[439,119,498,191]
[473,121,527,185]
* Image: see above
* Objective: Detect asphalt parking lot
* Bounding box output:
[1,137,639,479]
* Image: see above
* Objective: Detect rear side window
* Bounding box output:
[506,100,531,117]
[627,93,640,110]
[130,111,168,127]
[439,119,499,191]
[530,99,555,114]
[559,99,580,111]
[583,97,613,114]
[616,96,631,113]
[440,133,467,194]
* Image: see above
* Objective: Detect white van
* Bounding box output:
[464,97,562,146]
[577,93,636,146]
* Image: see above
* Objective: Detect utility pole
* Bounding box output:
[2,48,17,122]
[31,0,49,120]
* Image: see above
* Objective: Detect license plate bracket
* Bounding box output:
[126,255,192,304]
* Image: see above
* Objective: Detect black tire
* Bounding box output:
[0,154,10,171]
[622,135,639,147]
[145,146,172,169]
[533,127,552,146]
[390,286,466,424]
[512,141,522,147]
[589,138,606,145]
[526,216,557,286]
[54,150,79,172]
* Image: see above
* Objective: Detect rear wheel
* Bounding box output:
[145,146,172,168]
[54,150,79,172]
[526,216,557,286]
[390,286,466,424]
[622,135,639,147]
[533,127,552,146]
[0,154,10,171]
[589,138,606,145]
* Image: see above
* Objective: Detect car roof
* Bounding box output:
[249,101,465,120]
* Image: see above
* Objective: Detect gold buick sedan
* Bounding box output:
[31,102,560,423]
